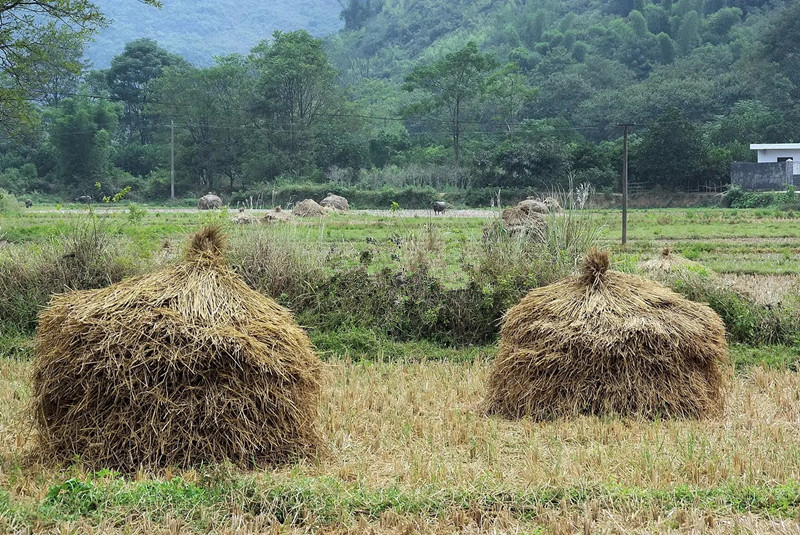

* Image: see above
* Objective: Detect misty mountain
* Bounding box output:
[85,0,344,67]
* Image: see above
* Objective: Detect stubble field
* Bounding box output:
[0,204,798,533]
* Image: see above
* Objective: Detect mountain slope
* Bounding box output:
[85,0,344,67]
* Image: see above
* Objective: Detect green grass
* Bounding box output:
[10,473,798,529]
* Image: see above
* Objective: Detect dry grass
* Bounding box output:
[720,273,800,307]
[1,357,800,532]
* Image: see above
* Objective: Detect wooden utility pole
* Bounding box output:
[170,119,175,200]
[618,123,635,245]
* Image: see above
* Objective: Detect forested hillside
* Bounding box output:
[1,0,799,205]
[86,0,343,67]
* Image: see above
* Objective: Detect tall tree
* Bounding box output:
[402,41,496,164]
[0,0,159,134]
[250,30,338,175]
[107,38,184,144]
[635,107,708,190]
[46,95,120,190]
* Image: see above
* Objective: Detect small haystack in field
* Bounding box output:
[197,193,222,210]
[32,226,322,471]
[639,246,714,278]
[517,198,548,214]
[293,199,327,217]
[500,206,547,241]
[230,212,259,224]
[483,248,730,420]
[320,193,350,211]
[261,208,294,223]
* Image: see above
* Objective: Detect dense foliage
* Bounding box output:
[1,0,799,202]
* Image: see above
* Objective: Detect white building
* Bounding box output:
[750,144,800,175]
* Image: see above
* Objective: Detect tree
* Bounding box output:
[0,0,159,133]
[46,95,120,190]
[635,107,708,190]
[676,11,701,56]
[486,63,538,132]
[403,41,496,164]
[656,32,676,63]
[107,39,185,144]
[250,30,339,175]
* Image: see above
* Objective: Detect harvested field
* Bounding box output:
[1,359,800,532]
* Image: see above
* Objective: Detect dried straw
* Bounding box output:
[483,248,730,420]
[320,194,350,211]
[32,226,322,471]
[293,199,327,217]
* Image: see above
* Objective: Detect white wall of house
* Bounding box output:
[751,144,800,168]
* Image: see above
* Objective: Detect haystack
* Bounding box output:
[500,206,548,240]
[197,193,222,210]
[261,208,294,223]
[517,198,548,214]
[543,196,563,213]
[32,226,322,471]
[483,248,730,420]
[639,246,714,278]
[320,193,350,211]
[230,212,259,224]
[293,199,327,217]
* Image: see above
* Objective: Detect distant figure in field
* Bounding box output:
[24,199,33,208]
[76,195,92,204]
[432,201,446,214]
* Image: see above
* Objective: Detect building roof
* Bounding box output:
[750,144,800,150]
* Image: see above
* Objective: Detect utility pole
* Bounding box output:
[618,123,635,245]
[170,119,175,200]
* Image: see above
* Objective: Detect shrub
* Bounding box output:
[0,219,141,335]
[0,188,21,214]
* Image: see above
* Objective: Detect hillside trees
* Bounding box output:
[0,0,159,134]
[403,41,497,164]
[46,95,120,191]
[250,30,341,177]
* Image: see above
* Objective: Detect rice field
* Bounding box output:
[0,205,799,533]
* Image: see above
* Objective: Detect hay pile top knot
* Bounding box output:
[32,226,322,471]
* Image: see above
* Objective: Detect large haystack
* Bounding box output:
[517,198,548,214]
[293,199,327,217]
[32,227,322,471]
[320,193,350,211]
[483,248,730,420]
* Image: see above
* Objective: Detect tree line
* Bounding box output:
[1,0,798,201]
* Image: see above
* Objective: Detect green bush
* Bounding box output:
[667,274,799,346]
[0,219,142,335]
[0,188,21,214]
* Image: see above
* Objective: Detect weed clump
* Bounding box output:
[32,226,322,471]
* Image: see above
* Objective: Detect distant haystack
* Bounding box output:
[320,193,350,211]
[639,246,714,278]
[262,207,294,223]
[230,212,259,224]
[543,196,563,213]
[500,206,547,241]
[483,248,730,420]
[32,226,323,471]
[517,198,548,214]
[293,199,327,217]
[197,193,222,210]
